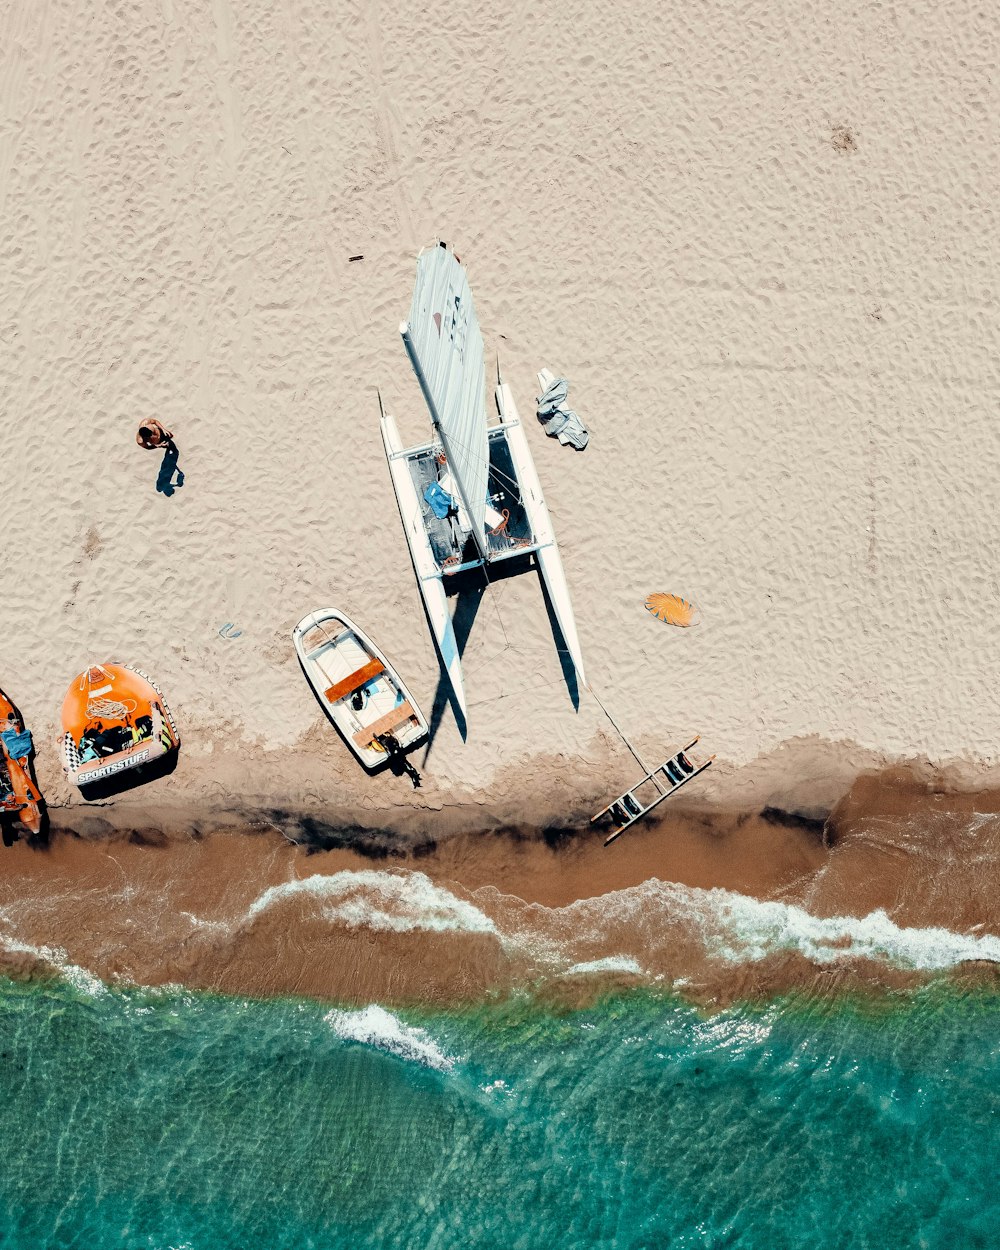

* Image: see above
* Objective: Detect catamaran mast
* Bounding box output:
[400,322,490,561]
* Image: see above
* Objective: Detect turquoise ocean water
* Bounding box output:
[1,975,997,1249]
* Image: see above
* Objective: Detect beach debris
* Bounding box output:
[831,124,857,153]
[219,622,243,639]
[349,254,364,262]
[535,368,589,450]
[645,592,700,627]
[592,736,714,846]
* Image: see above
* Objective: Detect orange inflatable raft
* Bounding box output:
[0,687,43,837]
[60,663,180,788]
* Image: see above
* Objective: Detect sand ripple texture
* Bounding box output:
[1,0,999,816]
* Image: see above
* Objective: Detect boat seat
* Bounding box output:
[353,701,415,747]
[324,658,385,704]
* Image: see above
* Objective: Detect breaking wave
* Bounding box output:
[247,870,497,935]
[239,870,1000,981]
[563,956,646,977]
[545,880,1000,972]
[6,854,999,1005]
[324,1005,456,1071]
[704,892,1000,970]
[0,932,109,998]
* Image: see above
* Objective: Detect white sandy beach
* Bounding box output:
[2,0,999,833]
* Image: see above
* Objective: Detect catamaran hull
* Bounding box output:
[380,411,468,719]
[496,380,587,688]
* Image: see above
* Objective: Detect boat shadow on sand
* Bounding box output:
[1,810,48,848]
[76,748,180,802]
[421,553,580,763]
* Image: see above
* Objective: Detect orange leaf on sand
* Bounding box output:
[645,593,700,627]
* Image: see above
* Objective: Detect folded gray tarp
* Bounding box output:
[535,369,589,450]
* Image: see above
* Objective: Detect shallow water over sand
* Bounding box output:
[1,977,998,1249]
[3,781,1000,1246]
[3,776,1000,1005]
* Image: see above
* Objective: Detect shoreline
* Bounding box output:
[3,752,1000,1011]
[24,731,1000,848]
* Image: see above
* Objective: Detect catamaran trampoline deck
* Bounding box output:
[406,428,534,568]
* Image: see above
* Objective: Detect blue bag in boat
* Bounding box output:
[1,728,32,760]
[423,481,455,519]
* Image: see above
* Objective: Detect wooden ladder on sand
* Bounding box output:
[591,736,714,846]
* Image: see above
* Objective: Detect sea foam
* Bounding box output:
[0,933,108,997]
[707,892,1000,970]
[324,1004,456,1071]
[232,869,1000,982]
[563,955,645,977]
[246,870,497,936]
[554,880,1000,973]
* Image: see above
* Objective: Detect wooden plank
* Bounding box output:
[591,737,702,824]
[353,700,415,747]
[323,658,385,704]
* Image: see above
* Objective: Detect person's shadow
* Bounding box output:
[156,442,185,496]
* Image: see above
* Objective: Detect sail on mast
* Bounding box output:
[400,243,490,555]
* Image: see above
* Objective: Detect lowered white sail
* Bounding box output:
[400,243,489,551]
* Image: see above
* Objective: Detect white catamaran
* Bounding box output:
[380,242,586,719]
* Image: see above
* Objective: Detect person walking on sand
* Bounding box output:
[136,419,173,450]
[136,420,185,496]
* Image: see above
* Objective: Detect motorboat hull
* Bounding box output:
[293,607,429,769]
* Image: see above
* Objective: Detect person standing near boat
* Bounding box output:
[374,732,422,789]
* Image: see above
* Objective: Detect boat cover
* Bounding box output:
[536,373,589,450]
